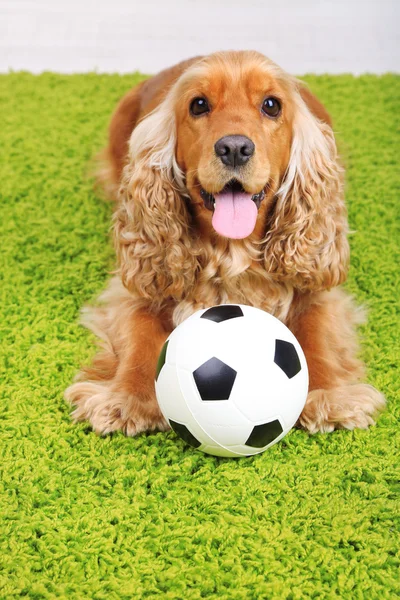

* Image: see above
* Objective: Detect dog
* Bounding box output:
[65,50,385,437]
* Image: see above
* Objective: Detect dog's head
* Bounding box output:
[116,51,348,301]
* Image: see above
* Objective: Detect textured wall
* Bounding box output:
[1,0,399,74]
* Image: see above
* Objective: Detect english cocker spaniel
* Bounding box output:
[65,51,385,437]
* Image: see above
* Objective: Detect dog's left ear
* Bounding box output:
[263,89,349,291]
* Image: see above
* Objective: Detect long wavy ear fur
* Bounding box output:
[264,89,349,292]
[114,94,199,307]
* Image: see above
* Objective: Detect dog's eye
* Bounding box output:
[262,97,281,117]
[190,97,210,116]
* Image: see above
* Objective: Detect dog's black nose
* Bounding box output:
[214,135,255,168]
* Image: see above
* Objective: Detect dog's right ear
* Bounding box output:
[113,95,200,307]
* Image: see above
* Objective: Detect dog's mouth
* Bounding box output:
[200,179,265,239]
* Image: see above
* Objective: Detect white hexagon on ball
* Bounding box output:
[155,304,309,458]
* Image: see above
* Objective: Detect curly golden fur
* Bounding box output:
[65,51,385,437]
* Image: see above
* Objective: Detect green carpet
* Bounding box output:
[0,72,399,599]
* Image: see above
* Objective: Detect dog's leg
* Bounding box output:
[65,281,171,436]
[289,289,385,433]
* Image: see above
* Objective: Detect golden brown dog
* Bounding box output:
[65,51,385,437]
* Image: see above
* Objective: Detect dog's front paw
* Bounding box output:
[299,383,386,434]
[65,381,169,436]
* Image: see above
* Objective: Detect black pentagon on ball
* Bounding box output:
[245,419,283,448]
[274,339,301,379]
[155,340,169,381]
[193,357,237,401]
[169,420,201,448]
[200,305,244,323]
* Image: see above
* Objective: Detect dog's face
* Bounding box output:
[175,57,296,239]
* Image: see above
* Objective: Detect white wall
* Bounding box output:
[1,0,399,75]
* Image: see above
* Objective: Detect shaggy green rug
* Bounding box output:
[0,72,399,599]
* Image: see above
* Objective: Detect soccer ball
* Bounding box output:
[155,304,309,458]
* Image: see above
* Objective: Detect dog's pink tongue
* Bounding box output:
[212,188,258,239]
